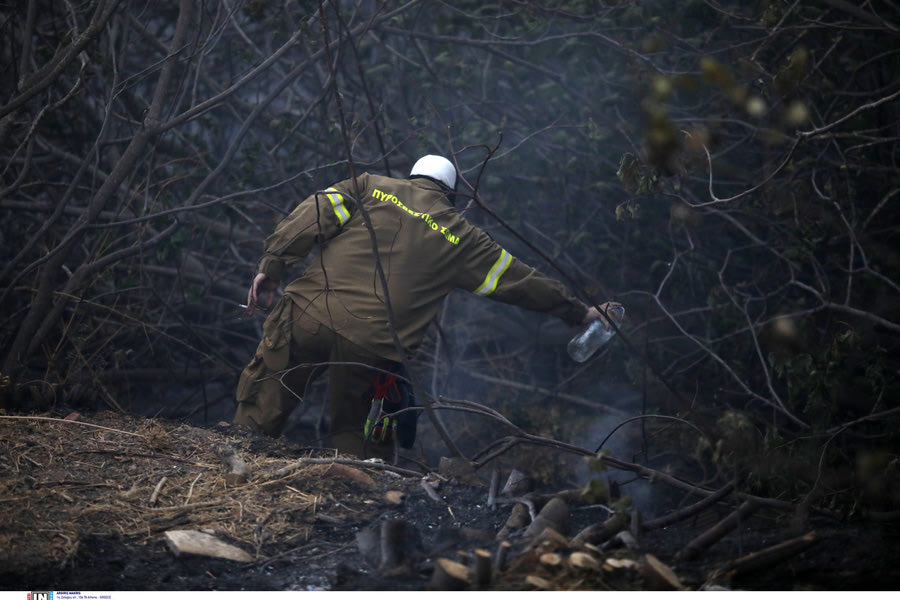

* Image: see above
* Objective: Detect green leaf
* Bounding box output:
[580,479,609,504]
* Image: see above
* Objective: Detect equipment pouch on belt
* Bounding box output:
[363,366,418,449]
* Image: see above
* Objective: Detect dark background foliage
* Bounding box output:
[1,0,898,516]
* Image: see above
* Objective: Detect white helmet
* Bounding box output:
[410,155,457,190]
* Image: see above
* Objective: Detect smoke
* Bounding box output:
[409,291,662,498]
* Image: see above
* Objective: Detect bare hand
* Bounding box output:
[583,301,625,329]
[247,273,279,313]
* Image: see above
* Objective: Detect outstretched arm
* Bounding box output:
[461,233,603,327]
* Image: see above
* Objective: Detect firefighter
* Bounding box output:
[233,155,621,458]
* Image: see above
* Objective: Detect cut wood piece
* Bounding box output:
[605,557,638,570]
[540,552,563,567]
[642,553,685,591]
[723,531,819,579]
[523,496,570,537]
[527,526,569,552]
[525,575,553,590]
[431,557,471,590]
[164,529,252,563]
[472,548,493,589]
[379,518,410,570]
[572,511,628,547]
[501,468,532,496]
[569,551,600,570]
[494,540,511,571]
[676,499,761,561]
[496,502,530,540]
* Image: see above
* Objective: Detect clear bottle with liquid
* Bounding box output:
[567,305,625,363]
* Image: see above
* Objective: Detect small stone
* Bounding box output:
[164,530,252,563]
[384,490,406,505]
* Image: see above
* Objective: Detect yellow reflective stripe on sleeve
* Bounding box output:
[473,249,512,296]
[325,188,351,225]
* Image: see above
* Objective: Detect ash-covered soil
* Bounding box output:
[0,410,897,591]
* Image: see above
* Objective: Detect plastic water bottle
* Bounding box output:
[567,306,625,363]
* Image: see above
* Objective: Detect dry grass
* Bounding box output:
[0,412,390,570]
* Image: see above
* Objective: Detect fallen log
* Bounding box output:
[527,526,570,552]
[720,531,819,579]
[496,502,530,540]
[643,481,736,531]
[676,499,762,561]
[501,468,532,496]
[523,496,569,538]
[601,455,816,516]
[572,511,628,547]
[614,530,642,552]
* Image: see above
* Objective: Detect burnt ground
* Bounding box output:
[0,409,898,592]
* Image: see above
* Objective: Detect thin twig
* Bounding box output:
[0,415,145,437]
[184,472,202,506]
[272,457,422,479]
[487,468,500,511]
[145,499,227,513]
[149,476,168,506]
[420,480,444,503]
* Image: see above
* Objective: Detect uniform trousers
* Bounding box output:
[233,296,397,460]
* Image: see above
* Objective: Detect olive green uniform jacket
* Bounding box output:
[257,173,589,361]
